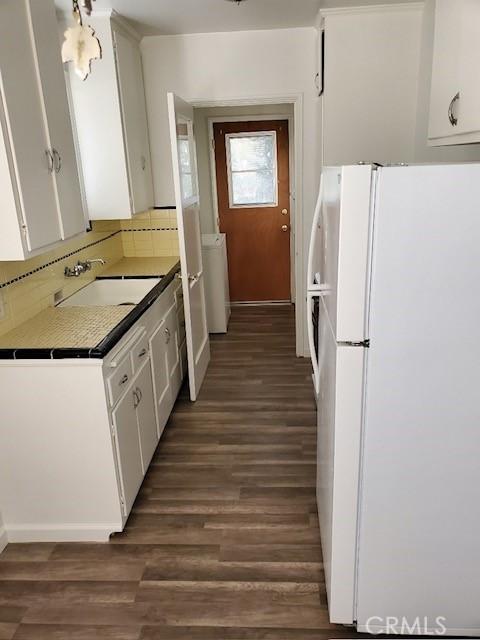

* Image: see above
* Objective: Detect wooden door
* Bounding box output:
[29,0,85,240]
[114,28,154,214]
[167,92,210,402]
[213,120,291,302]
[134,362,157,473]
[112,386,143,515]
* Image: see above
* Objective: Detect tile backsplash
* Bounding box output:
[0,210,178,338]
[121,209,179,257]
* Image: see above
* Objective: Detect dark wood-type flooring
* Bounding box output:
[0,306,360,639]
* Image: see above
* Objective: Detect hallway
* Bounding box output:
[0,306,341,639]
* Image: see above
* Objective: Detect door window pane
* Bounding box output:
[227,132,277,207]
[177,119,196,201]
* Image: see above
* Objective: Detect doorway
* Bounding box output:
[212,120,291,303]
[192,99,302,357]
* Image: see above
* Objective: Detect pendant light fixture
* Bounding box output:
[61,0,101,81]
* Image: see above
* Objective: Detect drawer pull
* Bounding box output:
[165,327,171,344]
[136,387,143,404]
[138,348,147,358]
[133,389,139,408]
[119,374,129,386]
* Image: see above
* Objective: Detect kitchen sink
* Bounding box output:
[58,278,161,307]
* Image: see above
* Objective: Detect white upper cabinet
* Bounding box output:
[67,13,154,220]
[0,0,85,261]
[428,0,480,145]
[114,29,154,215]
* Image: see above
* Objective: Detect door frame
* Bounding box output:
[190,94,303,357]
[207,114,295,303]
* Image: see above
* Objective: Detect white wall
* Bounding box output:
[322,4,423,166]
[414,0,480,162]
[193,104,294,234]
[141,28,319,356]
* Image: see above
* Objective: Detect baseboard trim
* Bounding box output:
[6,523,121,543]
[0,526,7,554]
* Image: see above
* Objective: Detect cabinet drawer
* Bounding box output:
[107,356,133,407]
[131,333,150,373]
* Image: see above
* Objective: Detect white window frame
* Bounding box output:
[225,130,278,209]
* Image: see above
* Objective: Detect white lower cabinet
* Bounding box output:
[0,278,187,543]
[150,318,172,438]
[165,302,182,406]
[105,281,185,516]
[111,357,158,516]
[112,380,144,516]
[134,361,158,473]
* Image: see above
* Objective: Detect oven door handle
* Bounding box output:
[307,292,321,396]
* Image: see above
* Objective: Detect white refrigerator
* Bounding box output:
[307,163,480,636]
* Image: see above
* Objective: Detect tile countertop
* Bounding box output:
[0,259,181,360]
[0,306,134,350]
[98,256,180,279]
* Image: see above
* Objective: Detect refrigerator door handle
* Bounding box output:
[307,292,321,395]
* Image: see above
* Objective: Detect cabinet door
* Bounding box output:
[165,303,182,403]
[28,0,85,240]
[134,362,158,472]
[149,319,171,438]
[456,0,480,135]
[113,28,153,215]
[0,0,61,252]
[112,386,143,515]
[428,0,462,140]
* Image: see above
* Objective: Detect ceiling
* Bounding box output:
[55,0,421,37]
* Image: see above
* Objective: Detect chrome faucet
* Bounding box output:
[64,258,106,278]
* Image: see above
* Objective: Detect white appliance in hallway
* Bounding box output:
[307,163,480,636]
[201,233,230,333]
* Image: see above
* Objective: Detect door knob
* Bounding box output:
[281,225,289,232]
[282,209,288,215]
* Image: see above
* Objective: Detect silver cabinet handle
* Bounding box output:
[45,150,54,174]
[133,389,139,408]
[119,374,129,386]
[52,148,62,173]
[165,327,171,344]
[448,92,460,127]
[138,348,147,358]
[141,155,146,171]
[135,387,142,404]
